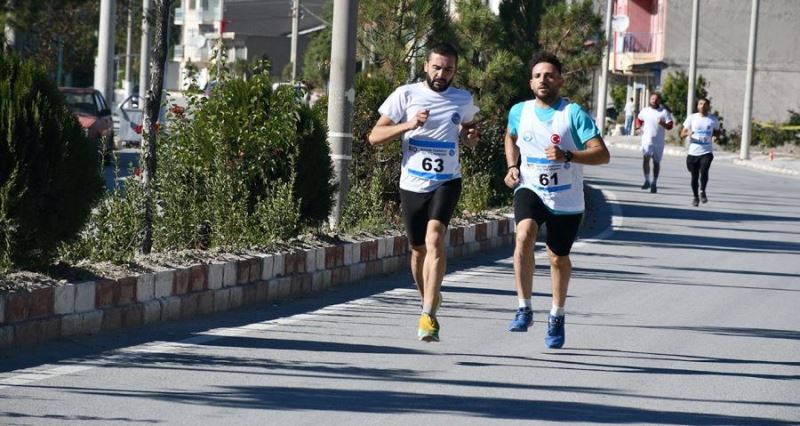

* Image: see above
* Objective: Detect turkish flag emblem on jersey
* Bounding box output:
[550,134,561,145]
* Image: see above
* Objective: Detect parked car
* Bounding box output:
[59,87,114,161]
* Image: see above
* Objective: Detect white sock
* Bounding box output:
[518,299,532,310]
[550,305,565,317]
[643,174,650,182]
[422,304,433,315]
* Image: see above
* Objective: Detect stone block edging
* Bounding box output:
[0,217,515,350]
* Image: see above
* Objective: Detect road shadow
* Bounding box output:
[44,383,796,425]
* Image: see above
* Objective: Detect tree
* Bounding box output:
[536,0,604,106]
[497,0,554,66]
[1,0,99,86]
[359,0,454,84]
[661,70,708,126]
[139,0,171,254]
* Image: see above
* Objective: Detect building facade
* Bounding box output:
[607,0,800,130]
[173,0,327,90]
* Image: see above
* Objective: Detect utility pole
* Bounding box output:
[139,0,152,100]
[290,0,300,81]
[94,0,116,102]
[595,0,614,135]
[124,4,134,99]
[326,0,358,229]
[740,0,759,160]
[686,0,699,145]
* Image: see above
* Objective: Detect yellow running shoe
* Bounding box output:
[418,313,440,342]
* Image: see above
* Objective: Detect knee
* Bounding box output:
[548,253,571,270]
[515,228,537,247]
[424,230,445,252]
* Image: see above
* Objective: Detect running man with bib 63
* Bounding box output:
[368,43,479,342]
[504,52,609,349]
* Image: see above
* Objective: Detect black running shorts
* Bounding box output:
[399,178,462,247]
[514,188,583,256]
[686,152,713,173]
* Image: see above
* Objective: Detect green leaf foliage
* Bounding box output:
[661,69,709,124]
[0,52,104,270]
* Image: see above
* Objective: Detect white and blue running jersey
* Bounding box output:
[507,98,599,214]
[378,82,478,193]
[683,113,720,156]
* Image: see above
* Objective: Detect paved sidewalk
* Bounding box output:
[605,135,800,176]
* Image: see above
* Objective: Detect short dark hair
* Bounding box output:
[427,43,459,63]
[529,51,563,74]
[697,97,710,104]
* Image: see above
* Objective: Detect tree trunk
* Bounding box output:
[139,0,171,254]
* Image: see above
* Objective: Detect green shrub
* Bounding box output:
[339,73,401,233]
[294,104,335,228]
[457,172,492,216]
[460,118,511,209]
[60,171,146,264]
[0,53,103,270]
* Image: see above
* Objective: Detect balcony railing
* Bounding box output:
[615,31,663,54]
[612,31,665,72]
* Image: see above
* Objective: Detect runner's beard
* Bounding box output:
[535,87,558,103]
[426,75,452,92]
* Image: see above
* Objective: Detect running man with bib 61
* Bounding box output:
[368,43,479,342]
[504,52,609,349]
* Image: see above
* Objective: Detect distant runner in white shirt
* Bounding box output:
[368,43,479,343]
[681,97,720,206]
[635,92,673,193]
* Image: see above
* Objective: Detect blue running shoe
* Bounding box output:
[545,314,565,348]
[508,308,533,332]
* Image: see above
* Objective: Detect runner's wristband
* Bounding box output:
[507,165,519,170]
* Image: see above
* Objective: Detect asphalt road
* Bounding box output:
[1,146,798,425]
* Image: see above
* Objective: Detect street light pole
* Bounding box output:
[686,0,699,145]
[125,5,134,99]
[326,0,358,229]
[139,0,152,100]
[596,0,614,135]
[740,0,759,160]
[290,0,300,81]
[94,0,115,102]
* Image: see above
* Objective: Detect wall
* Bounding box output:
[664,0,800,129]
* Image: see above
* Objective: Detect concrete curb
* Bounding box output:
[0,218,517,350]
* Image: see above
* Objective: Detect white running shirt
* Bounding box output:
[638,106,673,147]
[514,99,586,214]
[683,113,720,156]
[378,82,478,193]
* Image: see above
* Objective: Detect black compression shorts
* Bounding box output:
[514,188,583,256]
[399,178,462,247]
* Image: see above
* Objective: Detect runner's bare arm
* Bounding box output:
[368,111,429,145]
[504,127,520,188]
[546,137,610,165]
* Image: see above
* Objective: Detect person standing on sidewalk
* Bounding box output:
[503,51,610,349]
[681,98,720,206]
[624,97,635,136]
[635,92,673,193]
[368,43,479,342]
